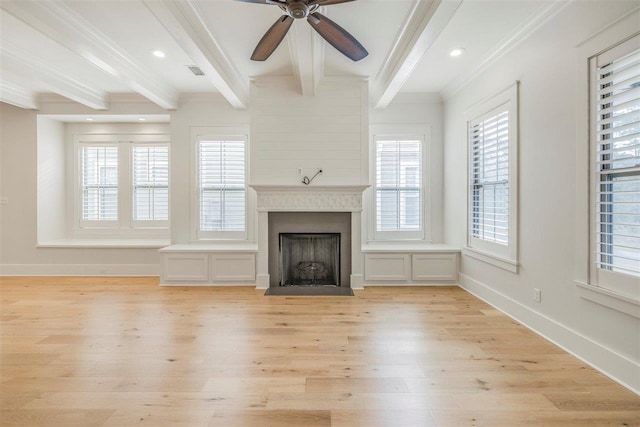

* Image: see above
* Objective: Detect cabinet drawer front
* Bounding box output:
[412,253,458,281]
[211,254,256,282]
[163,254,209,282]
[364,254,410,281]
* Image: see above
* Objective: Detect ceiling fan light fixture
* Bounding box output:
[449,48,465,57]
[287,1,311,19]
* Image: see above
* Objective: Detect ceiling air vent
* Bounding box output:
[187,66,204,76]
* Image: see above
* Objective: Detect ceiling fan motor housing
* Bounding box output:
[287,1,310,19]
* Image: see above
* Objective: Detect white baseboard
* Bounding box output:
[160,282,256,287]
[363,281,458,287]
[459,273,640,395]
[0,264,160,276]
[350,274,364,289]
[256,274,270,289]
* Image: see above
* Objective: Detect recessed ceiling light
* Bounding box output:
[449,48,465,57]
[85,117,94,121]
[138,118,146,121]
[152,50,166,58]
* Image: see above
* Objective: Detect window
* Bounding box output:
[374,136,425,240]
[470,110,509,245]
[81,145,118,224]
[466,84,518,270]
[197,137,246,239]
[590,35,640,295]
[76,135,169,236]
[132,145,169,222]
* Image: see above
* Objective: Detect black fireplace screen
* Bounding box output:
[279,233,340,286]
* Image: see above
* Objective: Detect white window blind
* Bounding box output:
[199,140,246,232]
[470,110,509,245]
[132,145,169,221]
[593,44,640,278]
[81,145,118,221]
[376,139,422,232]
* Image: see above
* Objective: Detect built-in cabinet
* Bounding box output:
[159,244,459,286]
[159,245,257,285]
[363,246,459,284]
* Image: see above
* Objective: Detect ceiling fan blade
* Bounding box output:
[307,12,368,62]
[251,15,294,61]
[308,0,356,6]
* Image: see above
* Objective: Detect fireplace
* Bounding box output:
[250,185,369,290]
[279,233,340,286]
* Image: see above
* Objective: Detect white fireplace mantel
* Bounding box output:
[250,184,369,290]
[249,185,370,212]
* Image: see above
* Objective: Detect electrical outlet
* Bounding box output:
[0,197,7,205]
[534,288,541,303]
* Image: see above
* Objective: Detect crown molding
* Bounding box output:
[0,0,178,109]
[0,41,108,110]
[371,0,462,109]
[0,78,38,110]
[144,0,248,109]
[287,19,324,96]
[440,0,574,101]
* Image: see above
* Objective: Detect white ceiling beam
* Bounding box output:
[144,0,249,109]
[0,77,38,110]
[372,0,462,109]
[0,0,179,110]
[1,42,109,110]
[287,20,324,96]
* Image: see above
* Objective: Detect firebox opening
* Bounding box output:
[279,233,341,286]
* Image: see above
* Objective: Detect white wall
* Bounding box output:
[250,78,368,186]
[37,116,66,242]
[443,2,640,392]
[0,103,166,275]
[169,94,250,244]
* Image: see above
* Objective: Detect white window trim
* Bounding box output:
[574,11,640,313]
[190,126,253,242]
[367,125,432,243]
[130,142,170,229]
[71,133,170,239]
[464,82,519,271]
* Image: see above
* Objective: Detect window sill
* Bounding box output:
[575,281,640,319]
[462,247,519,273]
[37,239,171,249]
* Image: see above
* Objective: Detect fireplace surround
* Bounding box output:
[250,185,368,290]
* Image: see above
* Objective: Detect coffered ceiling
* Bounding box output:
[0,0,566,111]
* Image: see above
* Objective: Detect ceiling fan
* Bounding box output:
[236,0,368,62]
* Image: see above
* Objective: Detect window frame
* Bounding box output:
[588,34,640,297]
[192,129,249,241]
[130,142,170,229]
[72,134,170,238]
[465,83,519,271]
[365,125,433,243]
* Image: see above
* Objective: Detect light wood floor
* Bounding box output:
[1,277,638,427]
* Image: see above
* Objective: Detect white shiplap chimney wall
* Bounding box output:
[249,78,369,186]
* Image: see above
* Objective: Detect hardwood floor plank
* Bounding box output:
[0,277,637,427]
[0,409,114,427]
